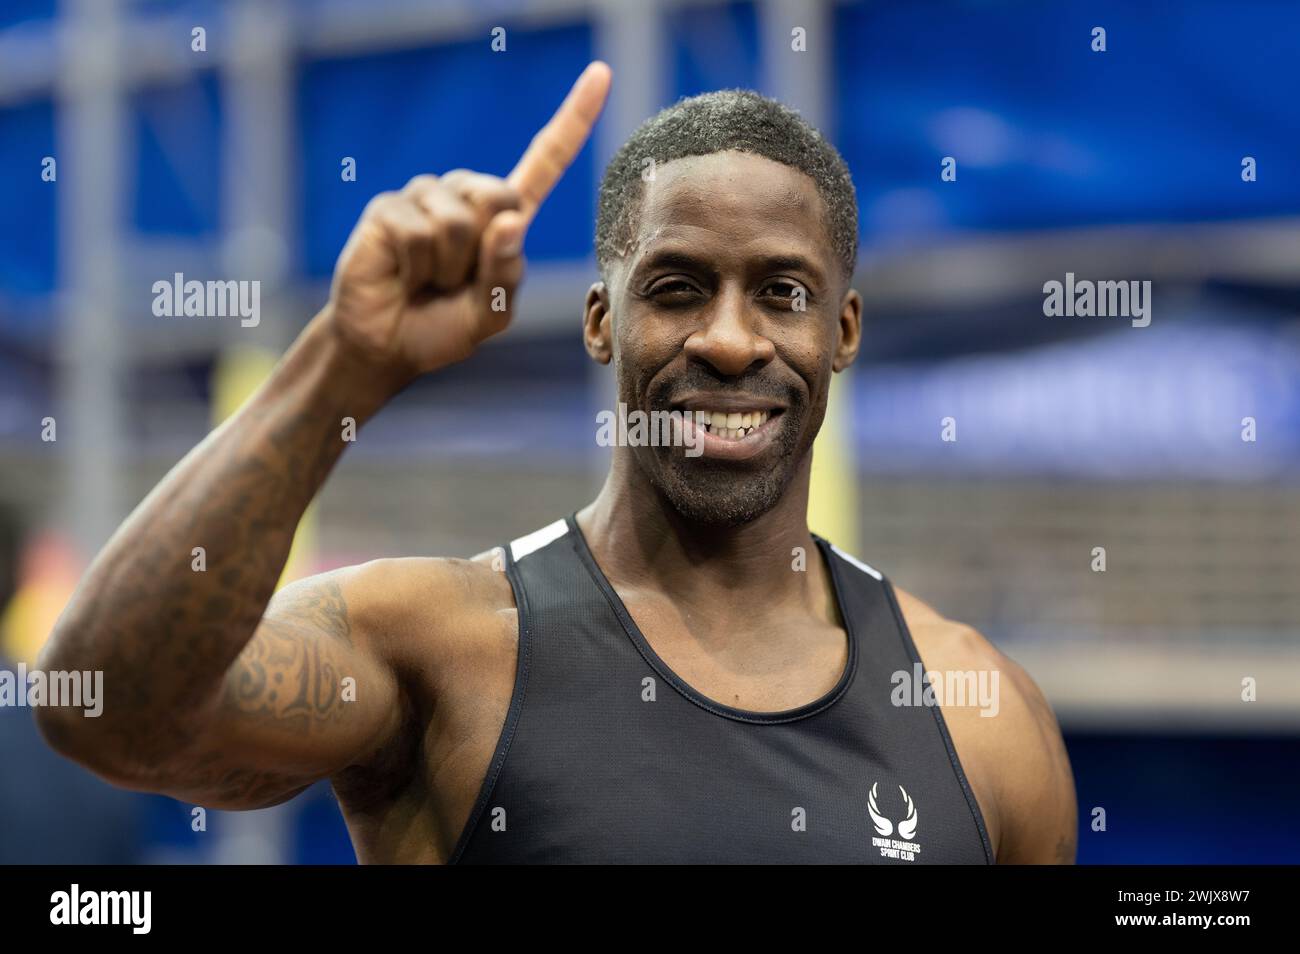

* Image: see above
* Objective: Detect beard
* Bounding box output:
[651,446,802,526]
[627,363,820,527]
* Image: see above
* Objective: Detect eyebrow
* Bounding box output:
[753,254,826,284]
[636,248,713,275]
[635,247,827,286]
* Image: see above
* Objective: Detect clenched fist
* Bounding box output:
[326,61,611,380]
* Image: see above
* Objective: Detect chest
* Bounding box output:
[616,589,853,713]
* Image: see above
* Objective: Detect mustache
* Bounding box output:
[648,365,802,409]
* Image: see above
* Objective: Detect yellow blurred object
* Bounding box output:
[808,369,858,553]
[0,533,81,665]
[0,348,318,664]
[212,345,317,588]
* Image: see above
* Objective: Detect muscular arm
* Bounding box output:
[35,320,409,808]
[898,590,1078,864]
[985,655,1078,863]
[35,63,609,810]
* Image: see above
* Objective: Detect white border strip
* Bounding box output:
[830,543,883,580]
[509,517,571,562]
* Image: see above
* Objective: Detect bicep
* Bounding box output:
[158,572,404,809]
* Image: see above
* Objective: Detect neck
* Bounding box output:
[575,449,829,616]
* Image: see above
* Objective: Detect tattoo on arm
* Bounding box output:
[165,581,375,808]
[76,389,354,749]
[225,580,357,734]
[38,321,406,807]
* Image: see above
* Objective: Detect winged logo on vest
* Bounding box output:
[868,782,919,840]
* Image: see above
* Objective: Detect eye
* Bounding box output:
[760,279,809,308]
[647,278,702,301]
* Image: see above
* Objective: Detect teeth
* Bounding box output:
[686,409,774,439]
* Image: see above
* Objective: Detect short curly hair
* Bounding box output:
[595,89,858,281]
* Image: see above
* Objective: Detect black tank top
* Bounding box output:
[452,515,994,864]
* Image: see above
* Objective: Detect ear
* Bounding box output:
[583,281,612,365]
[832,287,862,372]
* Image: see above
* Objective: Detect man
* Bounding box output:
[37,62,1076,863]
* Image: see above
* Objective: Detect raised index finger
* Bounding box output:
[507,61,612,225]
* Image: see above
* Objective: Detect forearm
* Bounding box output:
[37,310,401,764]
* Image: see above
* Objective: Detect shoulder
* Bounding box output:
[894,587,1078,864]
[292,553,514,618]
[894,588,1038,711]
[277,553,516,668]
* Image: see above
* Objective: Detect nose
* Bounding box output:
[682,288,776,377]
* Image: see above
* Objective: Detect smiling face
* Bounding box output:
[585,150,862,527]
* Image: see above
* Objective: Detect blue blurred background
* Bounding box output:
[1,0,1298,863]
